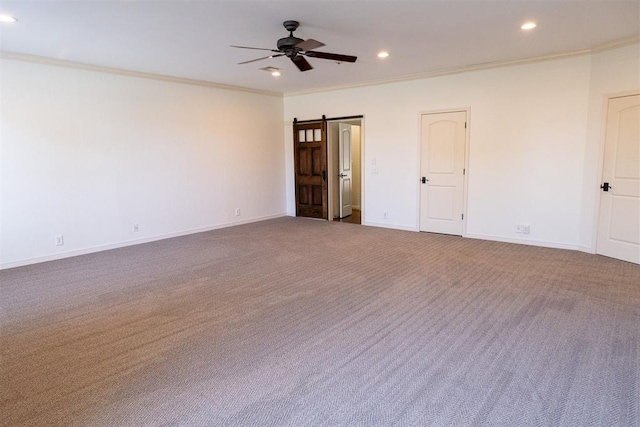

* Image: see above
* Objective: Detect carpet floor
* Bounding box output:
[1,217,639,426]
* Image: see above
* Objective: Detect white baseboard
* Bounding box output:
[0,213,287,270]
[364,221,419,232]
[4,218,591,270]
[464,232,581,251]
[577,245,596,254]
[363,227,582,252]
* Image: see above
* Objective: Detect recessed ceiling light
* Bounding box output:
[260,66,281,76]
[0,14,18,23]
[521,22,537,30]
[377,51,389,58]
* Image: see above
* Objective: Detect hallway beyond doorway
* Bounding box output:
[333,209,361,224]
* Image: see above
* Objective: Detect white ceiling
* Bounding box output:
[1,1,638,95]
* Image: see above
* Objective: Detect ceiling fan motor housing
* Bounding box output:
[278,21,303,57]
[277,36,304,56]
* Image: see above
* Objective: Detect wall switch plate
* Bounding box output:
[372,166,379,174]
[55,235,64,246]
[235,208,241,216]
[522,224,530,234]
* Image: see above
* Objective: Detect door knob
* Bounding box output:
[421,177,429,184]
[338,173,347,178]
[600,182,612,192]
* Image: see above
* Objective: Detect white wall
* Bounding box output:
[1,59,286,268]
[285,54,597,248]
[3,45,636,268]
[580,44,640,251]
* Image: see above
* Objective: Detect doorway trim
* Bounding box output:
[417,107,471,236]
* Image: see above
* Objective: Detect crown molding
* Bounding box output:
[590,36,639,54]
[2,37,637,99]
[0,51,283,98]
[284,37,640,97]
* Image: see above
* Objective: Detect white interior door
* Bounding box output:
[596,94,640,264]
[420,111,466,235]
[338,123,353,218]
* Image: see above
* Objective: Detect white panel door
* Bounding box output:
[420,111,466,235]
[338,123,353,218]
[597,94,640,264]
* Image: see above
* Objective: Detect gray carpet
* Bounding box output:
[1,217,639,426]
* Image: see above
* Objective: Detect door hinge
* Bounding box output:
[465,122,467,129]
[463,168,465,175]
[462,213,464,220]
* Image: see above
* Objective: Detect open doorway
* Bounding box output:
[327,119,363,224]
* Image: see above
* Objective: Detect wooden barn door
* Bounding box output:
[294,121,328,219]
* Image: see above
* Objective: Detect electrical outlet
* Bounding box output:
[235,208,241,216]
[516,224,523,233]
[522,224,530,234]
[133,224,139,232]
[55,235,64,246]
[372,166,379,174]
[383,211,388,220]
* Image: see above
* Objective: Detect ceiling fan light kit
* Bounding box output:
[260,66,282,76]
[231,20,357,72]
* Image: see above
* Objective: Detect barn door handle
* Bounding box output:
[600,182,612,192]
[322,170,326,181]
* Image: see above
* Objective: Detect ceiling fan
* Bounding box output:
[231,20,357,72]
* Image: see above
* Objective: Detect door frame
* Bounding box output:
[327,117,365,222]
[417,107,471,235]
[292,115,365,222]
[592,90,640,255]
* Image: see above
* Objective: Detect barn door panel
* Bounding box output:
[294,121,327,219]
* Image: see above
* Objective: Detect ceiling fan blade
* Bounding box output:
[304,51,357,63]
[230,45,278,52]
[238,54,284,65]
[295,38,325,52]
[292,56,313,72]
